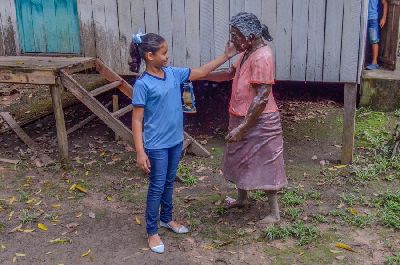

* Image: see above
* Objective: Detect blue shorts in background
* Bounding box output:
[368,19,380,44]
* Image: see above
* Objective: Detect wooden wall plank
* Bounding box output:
[290,0,309,81]
[104,0,121,72]
[245,0,262,19]
[172,0,186,66]
[230,0,245,66]
[340,0,361,83]
[275,0,293,80]
[214,0,230,68]
[262,0,277,61]
[0,0,18,55]
[131,0,145,32]
[144,0,158,34]
[306,0,326,81]
[185,0,200,67]
[158,0,173,65]
[357,0,369,83]
[78,0,96,57]
[200,0,214,65]
[117,0,134,74]
[92,1,110,66]
[323,0,344,82]
[0,11,6,56]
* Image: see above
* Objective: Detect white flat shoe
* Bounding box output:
[148,236,164,254]
[160,221,189,234]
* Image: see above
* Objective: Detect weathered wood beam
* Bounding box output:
[341,83,357,164]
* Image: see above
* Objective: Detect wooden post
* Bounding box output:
[50,81,69,162]
[341,83,358,164]
[112,95,120,141]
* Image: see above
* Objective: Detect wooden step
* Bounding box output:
[60,70,134,146]
[90,80,122,97]
[112,105,133,118]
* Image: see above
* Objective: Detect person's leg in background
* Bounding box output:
[366,19,381,70]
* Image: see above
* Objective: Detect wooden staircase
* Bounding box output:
[59,59,209,157]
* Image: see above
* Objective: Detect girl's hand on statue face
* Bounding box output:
[226,126,244,143]
[224,41,239,59]
[137,151,151,174]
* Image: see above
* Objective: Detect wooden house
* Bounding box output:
[0,0,371,83]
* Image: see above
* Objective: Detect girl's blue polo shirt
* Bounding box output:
[132,67,191,149]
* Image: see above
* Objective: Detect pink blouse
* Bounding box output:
[229,45,278,117]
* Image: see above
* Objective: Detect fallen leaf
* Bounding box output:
[38,223,48,231]
[106,196,112,201]
[48,238,72,244]
[135,217,141,225]
[81,249,91,257]
[330,250,343,254]
[76,212,83,218]
[312,155,318,160]
[348,208,358,215]
[34,200,42,206]
[45,252,52,255]
[1,244,5,249]
[69,184,77,191]
[52,204,61,208]
[336,256,345,260]
[335,165,347,169]
[88,212,95,219]
[84,171,89,176]
[12,256,16,263]
[74,184,87,193]
[337,203,345,209]
[335,243,354,252]
[9,196,16,204]
[9,224,22,233]
[140,248,150,251]
[99,150,106,157]
[15,253,26,257]
[22,229,35,233]
[8,210,14,220]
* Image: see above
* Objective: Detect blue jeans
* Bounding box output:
[368,19,380,44]
[145,142,183,236]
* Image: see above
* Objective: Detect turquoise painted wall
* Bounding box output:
[15,0,81,54]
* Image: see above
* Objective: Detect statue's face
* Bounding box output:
[230,26,250,52]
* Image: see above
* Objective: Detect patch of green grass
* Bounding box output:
[18,190,30,202]
[249,190,267,201]
[120,185,146,204]
[44,213,59,221]
[212,205,226,216]
[18,209,38,224]
[394,109,400,117]
[386,252,400,265]
[284,207,303,221]
[340,193,357,207]
[310,214,328,224]
[304,191,322,200]
[330,209,372,228]
[0,222,5,232]
[177,163,198,186]
[374,190,400,229]
[355,108,390,149]
[263,222,320,246]
[280,189,305,207]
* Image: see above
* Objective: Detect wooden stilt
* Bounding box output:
[50,81,69,162]
[184,132,210,157]
[112,95,120,141]
[341,83,358,164]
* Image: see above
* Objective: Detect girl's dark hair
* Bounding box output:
[129,33,166,73]
[261,24,273,42]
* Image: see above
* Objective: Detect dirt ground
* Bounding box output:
[0,83,399,265]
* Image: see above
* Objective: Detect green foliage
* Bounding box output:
[386,252,400,265]
[18,209,38,224]
[330,209,372,228]
[374,190,400,229]
[249,190,267,201]
[177,163,198,186]
[263,222,320,246]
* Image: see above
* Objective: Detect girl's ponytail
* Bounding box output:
[261,24,273,42]
[128,32,166,73]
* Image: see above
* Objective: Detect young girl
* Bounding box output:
[205,12,287,225]
[130,32,237,253]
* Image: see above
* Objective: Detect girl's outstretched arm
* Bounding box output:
[200,66,236,82]
[189,42,238,81]
[132,107,151,173]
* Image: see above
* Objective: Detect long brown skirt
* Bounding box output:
[222,112,287,191]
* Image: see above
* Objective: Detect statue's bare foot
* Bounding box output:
[257,213,280,227]
[224,198,250,209]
